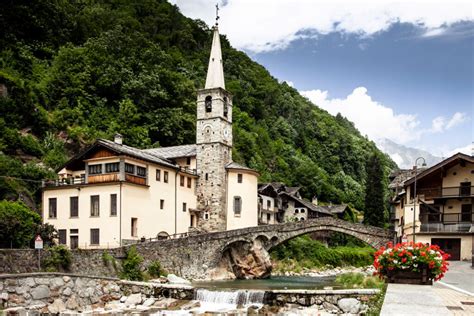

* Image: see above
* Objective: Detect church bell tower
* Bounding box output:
[195,24,233,232]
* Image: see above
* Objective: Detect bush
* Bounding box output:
[120,246,143,281]
[0,200,41,248]
[43,245,72,271]
[271,235,374,269]
[102,251,118,271]
[148,260,166,278]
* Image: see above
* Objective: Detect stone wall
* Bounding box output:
[0,274,379,315]
[265,289,379,314]
[0,273,193,314]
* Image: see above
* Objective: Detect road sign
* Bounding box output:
[401,234,408,243]
[34,235,43,249]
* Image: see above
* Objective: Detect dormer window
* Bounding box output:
[205,96,212,112]
[223,97,228,117]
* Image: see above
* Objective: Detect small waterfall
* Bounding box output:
[195,288,265,308]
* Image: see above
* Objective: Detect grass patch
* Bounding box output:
[335,272,385,289]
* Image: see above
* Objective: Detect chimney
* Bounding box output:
[312,195,318,205]
[114,133,123,145]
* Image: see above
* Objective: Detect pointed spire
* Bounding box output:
[205,26,225,89]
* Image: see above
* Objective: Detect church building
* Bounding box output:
[42,26,259,249]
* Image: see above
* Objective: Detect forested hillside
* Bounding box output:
[0,0,395,214]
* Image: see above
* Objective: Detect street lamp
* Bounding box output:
[413,157,427,243]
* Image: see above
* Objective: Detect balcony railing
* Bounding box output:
[420,212,473,224]
[417,186,473,199]
[179,166,198,175]
[43,177,85,187]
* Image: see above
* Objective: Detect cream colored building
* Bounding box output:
[390,153,473,260]
[42,26,259,248]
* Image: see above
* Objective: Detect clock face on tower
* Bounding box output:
[223,128,229,139]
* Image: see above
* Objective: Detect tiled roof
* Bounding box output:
[279,192,332,215]
[225,162,258,174]
[97,139,177,169]
[143,144,197,159]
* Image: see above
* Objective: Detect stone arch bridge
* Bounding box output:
[131,217,393,280]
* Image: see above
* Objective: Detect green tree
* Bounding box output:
[363,153,387,227]
[0,200,41,248]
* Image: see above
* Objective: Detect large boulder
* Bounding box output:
[48,299,66,313]
[124,293,142,306]
[167,274,191,285]
[222,238,272,279]
[338,298,361,314]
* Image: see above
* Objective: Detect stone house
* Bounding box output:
[42,26,259,249]
[389,153,473,260]
[257,183,333,224]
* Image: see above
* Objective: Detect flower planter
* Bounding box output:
[386,267,432,285]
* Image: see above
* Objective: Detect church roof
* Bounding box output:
[226,162,259,174]
[143,144,197,159]
[205,26,225,89]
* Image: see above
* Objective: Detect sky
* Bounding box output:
[172,0,474,158]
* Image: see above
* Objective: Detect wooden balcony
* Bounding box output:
[43,172,147,188]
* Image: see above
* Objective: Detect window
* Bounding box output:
[105,162,119,173]
[131,218,138,237]
[182,202,187,212]
[301,209,305,213]
[90,195,100,217]
[205,95,212,112]
[180,175,185,186]
[187,177,192,188]
[186,157,191,165]
[49,198,57,218]
[233,196,242,216]
[266,200,271,210]
[125,163,135,174]
[156,169,161,181]
[237,173,243,183]
[89,164,102,175]
[224,97,228,117]
[160,199,164,210]
[137,166,146,177]
[204,212,209,220]
[70,235,78,249]
[110,194,117,216]
[295,209,299,214]
[205,173,208,181]
[90,229,100,245]
[58,229,67,245]
[267,214,271,222]
[164,171,169,183]
[70,196,79,217]
[70,229,78,234]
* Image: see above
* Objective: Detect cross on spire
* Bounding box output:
[215,3,220,26]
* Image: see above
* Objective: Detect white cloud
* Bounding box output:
[301,87,422,144]
[300,87,469,145]
[446,143,473,157]
[446,112,467,129]
[173,0,473,52]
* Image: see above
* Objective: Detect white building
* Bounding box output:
[42,26,259,249]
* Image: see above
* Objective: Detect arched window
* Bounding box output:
[223,96,228,117]
[301,209,305,213]
[205,96,212,113]
[300,217,305,221]
[295,209,299,214]
[233,196,242,216]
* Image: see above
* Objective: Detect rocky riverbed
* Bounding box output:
[273,265,376,278]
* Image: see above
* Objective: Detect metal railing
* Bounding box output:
[179,166,198,175]
[420,212,473,224]
[43,177,85,187]
[417,186,473,199]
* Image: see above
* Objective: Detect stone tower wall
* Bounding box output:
[195,88,233,232]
